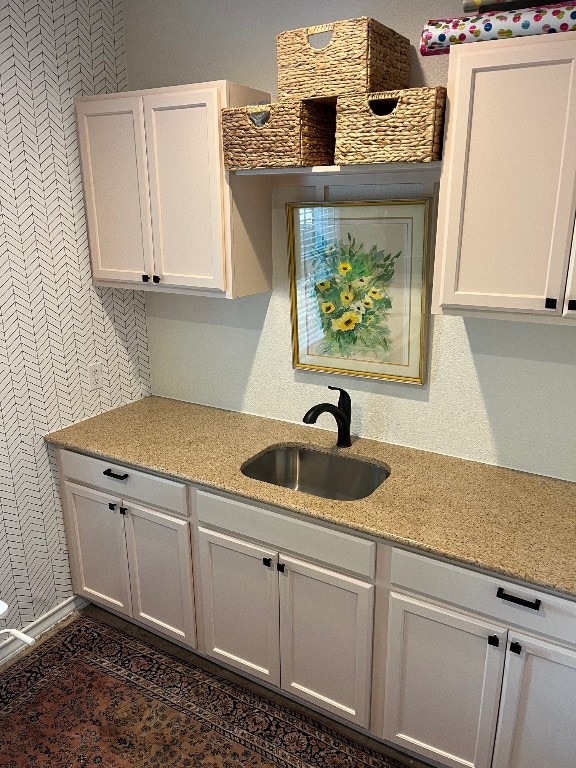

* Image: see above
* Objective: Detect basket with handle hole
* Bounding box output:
[222,100,336,170]
[335,87,447,164]
[276,17,410,101]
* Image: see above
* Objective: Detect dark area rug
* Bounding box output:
[0,613,408,767]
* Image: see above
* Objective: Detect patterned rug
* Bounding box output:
[0,613,409,767]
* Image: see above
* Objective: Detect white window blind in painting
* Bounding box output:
[297,206,336,351]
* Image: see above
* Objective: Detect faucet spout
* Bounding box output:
[303,402,352,448]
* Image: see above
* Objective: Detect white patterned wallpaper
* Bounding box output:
[0,0,150,633]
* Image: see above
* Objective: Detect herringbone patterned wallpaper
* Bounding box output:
[0,0,150,633]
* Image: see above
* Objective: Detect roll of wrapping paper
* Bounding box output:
[420,4,576,55]
[463,1,535,11]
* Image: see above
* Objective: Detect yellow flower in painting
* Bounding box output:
[368,287,384,300]
[332,311,362,332]
[321,301,336,314]
[361,296,373,309]
[338,262,352,276]
[316,279,331,291]
[352,276,370,289]
[340,290,354,304]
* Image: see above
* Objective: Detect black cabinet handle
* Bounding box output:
[152,275,161,283]
[544,297,557,310]
[488,635,500,647]
[509,641,522,654]
[103,468,129,481]
[108,502,116,511]
[568,299,576,311]
[497,586,541,611]
[119,507,127,516]
[142,274,150,282]
[276,563,285,573]
[262,557,272,568]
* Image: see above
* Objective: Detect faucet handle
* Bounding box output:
[328,386,351,420]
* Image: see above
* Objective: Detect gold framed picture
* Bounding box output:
[287,200,429,384]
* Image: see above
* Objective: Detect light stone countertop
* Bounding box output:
[45,396,576,598]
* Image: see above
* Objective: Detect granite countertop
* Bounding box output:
[45,396,576,598]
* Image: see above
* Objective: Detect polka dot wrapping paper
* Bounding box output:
[420,3,576,55]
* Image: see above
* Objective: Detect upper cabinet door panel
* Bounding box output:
[144,89,226,290]
[76,97,154,282]
[438,34,576,314]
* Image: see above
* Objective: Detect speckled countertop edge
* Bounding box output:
[44,396,576,598]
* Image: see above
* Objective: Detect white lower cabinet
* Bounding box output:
[382,549,576,768]
[383,593,506,768]
[196,527,280,684]
[279,554,374,726]
[197,520,374,727]
[57,449,576,767]
[64,480,196,647]
[65,484,133,616]
[492,632,576,768]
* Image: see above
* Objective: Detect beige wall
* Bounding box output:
[123,0,576,482]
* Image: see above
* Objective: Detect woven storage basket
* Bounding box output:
[335,87,447,164]
[276,17,410,101]
[221,101,336,170]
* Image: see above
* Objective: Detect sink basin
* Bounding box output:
[241,444,390,501]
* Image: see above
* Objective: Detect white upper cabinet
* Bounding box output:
[433,33,576,320]
[76,81,272,297]
[76,96,154,283]
[144,89,225,290]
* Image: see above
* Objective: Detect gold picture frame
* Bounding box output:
[287,200,429,384]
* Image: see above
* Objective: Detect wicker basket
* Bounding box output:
[335,87,447,165]
[276,17,410,101]
[221,100,336,170]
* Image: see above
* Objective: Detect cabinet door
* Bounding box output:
[383,592,506,768]
[197,527,280,684]
[492,633,576,768]
[564,223,576,316]
[279,555,374,727]
[143,88,226,290]
[437,34,576,314]
[76,97,154,283]
[124,503,196,647]
[64,482,132,616]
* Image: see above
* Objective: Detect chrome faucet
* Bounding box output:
[303,386,352,448]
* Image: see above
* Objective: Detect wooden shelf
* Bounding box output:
[232,161,442,178]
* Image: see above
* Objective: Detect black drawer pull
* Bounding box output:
[262,557,272,568]
[510,641,522,654]
[488,634,500,647]
[568,299,576,311]
[103,468,129,481]
[497,587,541,611]
[277,563,285,573]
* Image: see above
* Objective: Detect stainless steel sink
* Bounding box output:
[241,444,390,501]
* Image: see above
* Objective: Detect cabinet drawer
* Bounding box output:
[59,450,188,516]
[195,490,375,579]
[390,548,576,646]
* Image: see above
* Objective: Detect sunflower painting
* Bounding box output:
[313,232,400,359]
[287,200,429,384]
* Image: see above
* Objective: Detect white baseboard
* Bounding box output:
[0,596,87,666]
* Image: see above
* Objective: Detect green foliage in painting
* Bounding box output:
[312,233,401,357]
